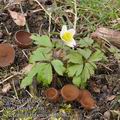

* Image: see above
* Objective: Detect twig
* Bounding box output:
[34,0,54,21]
[0,72,21,85]
[1,23,11,35]
[19,3,30,32]
[29,9,42,13]
[34,0,51,17]
[12,79,19,100]
[22,50,28,60]
[25,90,33,98]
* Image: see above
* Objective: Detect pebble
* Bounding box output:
[0,31,3,39]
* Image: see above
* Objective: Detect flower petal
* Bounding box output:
[60,25,67,37]
[65,39,76,48]
[68,29,75,35]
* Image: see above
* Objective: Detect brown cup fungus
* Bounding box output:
[0,43,15,67]
[77,89,96,110]
[45,88,59,103]
[61,84,80,102]
[15,30,32,48]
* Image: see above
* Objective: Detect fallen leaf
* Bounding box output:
[21,64,33,74]
[106,95,116,101]
[104,111,111,120]
[53,49,65,59]
[8,9,26,26]
[2,83,11,93]
[92,83,100,93]
[9,0,24,4]
[110,110,120,117]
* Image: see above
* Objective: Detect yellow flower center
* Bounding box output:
[61,32,73,42]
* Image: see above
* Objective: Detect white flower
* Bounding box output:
[60,25,76,48]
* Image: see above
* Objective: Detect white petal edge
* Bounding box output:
[60,25,67,37]
[65,39,76,48]
[67,29,76,35]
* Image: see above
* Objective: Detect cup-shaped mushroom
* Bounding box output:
[15,30,32,48]
[0,43,15,67]
[61,84,80,102]
[45,88,59,103]
[78,89,96,110]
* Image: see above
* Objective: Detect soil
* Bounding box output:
[0,1,120,120]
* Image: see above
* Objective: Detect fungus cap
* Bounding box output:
[15,30,32,48]
[61,84,80,101]
[0,43,15,67]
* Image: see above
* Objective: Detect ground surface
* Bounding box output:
[0,0,120,120]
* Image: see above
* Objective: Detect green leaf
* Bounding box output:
[76,64,84,76]
[31,34,53,47]
[20,64,39,88]
[37,63,52,85]
[86,63,95,75]
[67,64,83,77]
[79,37,94,47]
[89,62,97,69]
[29,47,52,63]
[78,48,92,59]
[51,59,65,76]
[73,76,81,87]
[67,51,83,64]
[81,63,90,82]
[88,49,104,62]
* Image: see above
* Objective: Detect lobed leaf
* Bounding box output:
[37,63,52,85]
[78,48,92,59]
[51,59,65,76]
[73,76,82,87]
[67,51,83,64]
[29,47,52,63]
[86,63,95,76]
[67,64,83,77]
[20,64,40,88]
[79,37,94,47]
[31,34,53,47]
[88,49,104,62]
[81,63,90,83]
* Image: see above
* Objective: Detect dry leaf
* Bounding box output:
[8,10,26,26]
[21,64,33,74]
[9,0,24,4]
[104,111,111,120]
[92,83,100,93]
[110,110,120,117]
[2,83,11,93]
[106,95,116,101]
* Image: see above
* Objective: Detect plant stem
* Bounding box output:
[48,12,52,37]
[74,0,77,31]
[34,0,54,21]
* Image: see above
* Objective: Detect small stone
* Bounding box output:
[0,32,3,39]
[101,85,108,92]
